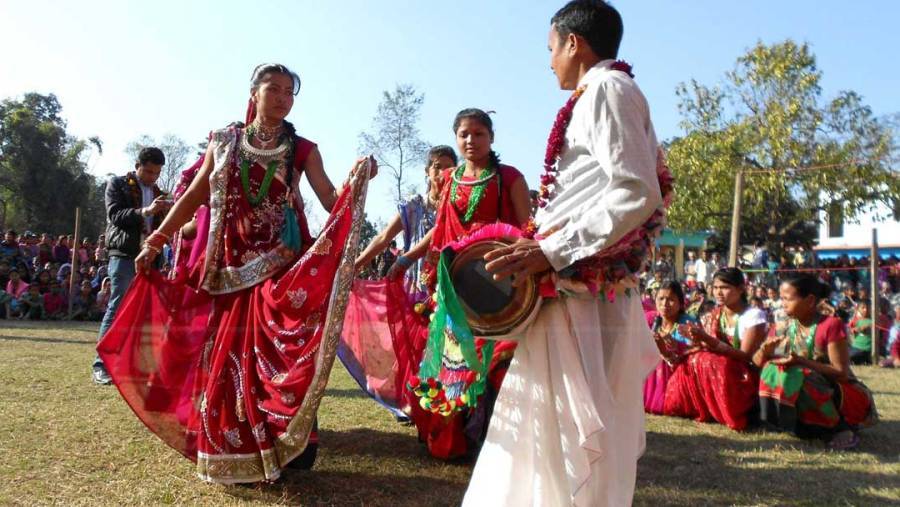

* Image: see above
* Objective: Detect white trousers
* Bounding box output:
[462,295,657,506]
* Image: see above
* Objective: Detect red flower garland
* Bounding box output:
[538,60,634,208]
[533,60,679,301]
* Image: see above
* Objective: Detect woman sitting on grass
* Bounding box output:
[664,267,767,430]
[644,280,696,414]
[43,280,68,320]
[848,301,873,364]
[756,274,877,450]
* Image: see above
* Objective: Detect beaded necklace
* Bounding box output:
[449,163,495,223]
[787,315,821,358]
[718,310,741,350]
[239,131,289,208]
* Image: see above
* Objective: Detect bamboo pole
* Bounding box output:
[871,228,879,365]
[728,169,745,268]
[68,208,81,317]
[675,239,685,280]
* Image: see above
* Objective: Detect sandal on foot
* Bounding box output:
[827,430,859,451]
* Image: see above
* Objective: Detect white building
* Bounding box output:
[816,200,900,259]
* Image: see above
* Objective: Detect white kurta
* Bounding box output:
[463,60,662,507]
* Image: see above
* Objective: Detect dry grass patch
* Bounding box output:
[1,321,898,506]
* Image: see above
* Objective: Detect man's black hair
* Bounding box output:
[551,0,623,60]
[137,147,166,166]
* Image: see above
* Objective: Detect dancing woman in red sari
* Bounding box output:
[389,108,531,459]
[664,267,767,430]
[97,64,376,484]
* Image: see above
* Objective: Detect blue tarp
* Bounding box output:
[656,229,713,249]
[815,247,900,260]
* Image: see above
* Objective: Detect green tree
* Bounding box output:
[666,40,898,251]
[359,84,430,204]
[359,214,379,248]
[0,93,106,238]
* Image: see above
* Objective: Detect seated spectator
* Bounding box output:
[94,234,108,265]
[77,238,93,266]
[70,280,99,321]
[53,236,71,265]
[91,265,108,290]
[644,280,697,414]
[18,232,36,268]
[848,301,873,364]
[5,269,29,315]
[36,269,52,294]
[647,268,665,293]
[757,274,877,450]
[17,283,45,320]
[57,263,72,283]
[836,294,855,323]
[664,267,768,431]
[43,280,68,320]
[0,287,11,319]
[0,230,22,265]
[697,299,717,318]
[750,295,767,314]
[881,303,900,368]
[0,261,11,292]
[686,287,707,318]
[95,277,111,316]
[37,234,54,266]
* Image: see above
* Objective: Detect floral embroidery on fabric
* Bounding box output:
[223,428,243,449]
[251,422,267,443]
[305,312,322,332]
[311,238,332,256]
[287,288,308,309]
[281,392,296,405]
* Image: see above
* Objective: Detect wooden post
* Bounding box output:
[728,169,745,268]
[871,228,879,365]
[675,239,685,280]
[68,207,81,317]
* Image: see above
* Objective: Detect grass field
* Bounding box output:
[1,320,898,506]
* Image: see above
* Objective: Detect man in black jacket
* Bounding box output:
[92,147,171,384]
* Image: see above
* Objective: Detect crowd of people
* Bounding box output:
[638,251,898,451]
[0,229,112,321]
[3,1,894,504]
[642,249,900,366]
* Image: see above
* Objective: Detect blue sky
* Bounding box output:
[2,0,897,227]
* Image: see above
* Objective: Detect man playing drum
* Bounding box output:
[462,1,669,505]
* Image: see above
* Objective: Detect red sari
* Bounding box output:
[403,164,524,459]
[97,126,368,483]
[663,306,761,430]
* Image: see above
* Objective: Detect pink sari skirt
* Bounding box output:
[644,360,674,414]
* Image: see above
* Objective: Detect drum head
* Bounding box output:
[447,239,539,337]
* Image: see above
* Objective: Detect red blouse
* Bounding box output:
[813,315,847,350]
[423,164,525,290]
[220,135,316,270]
